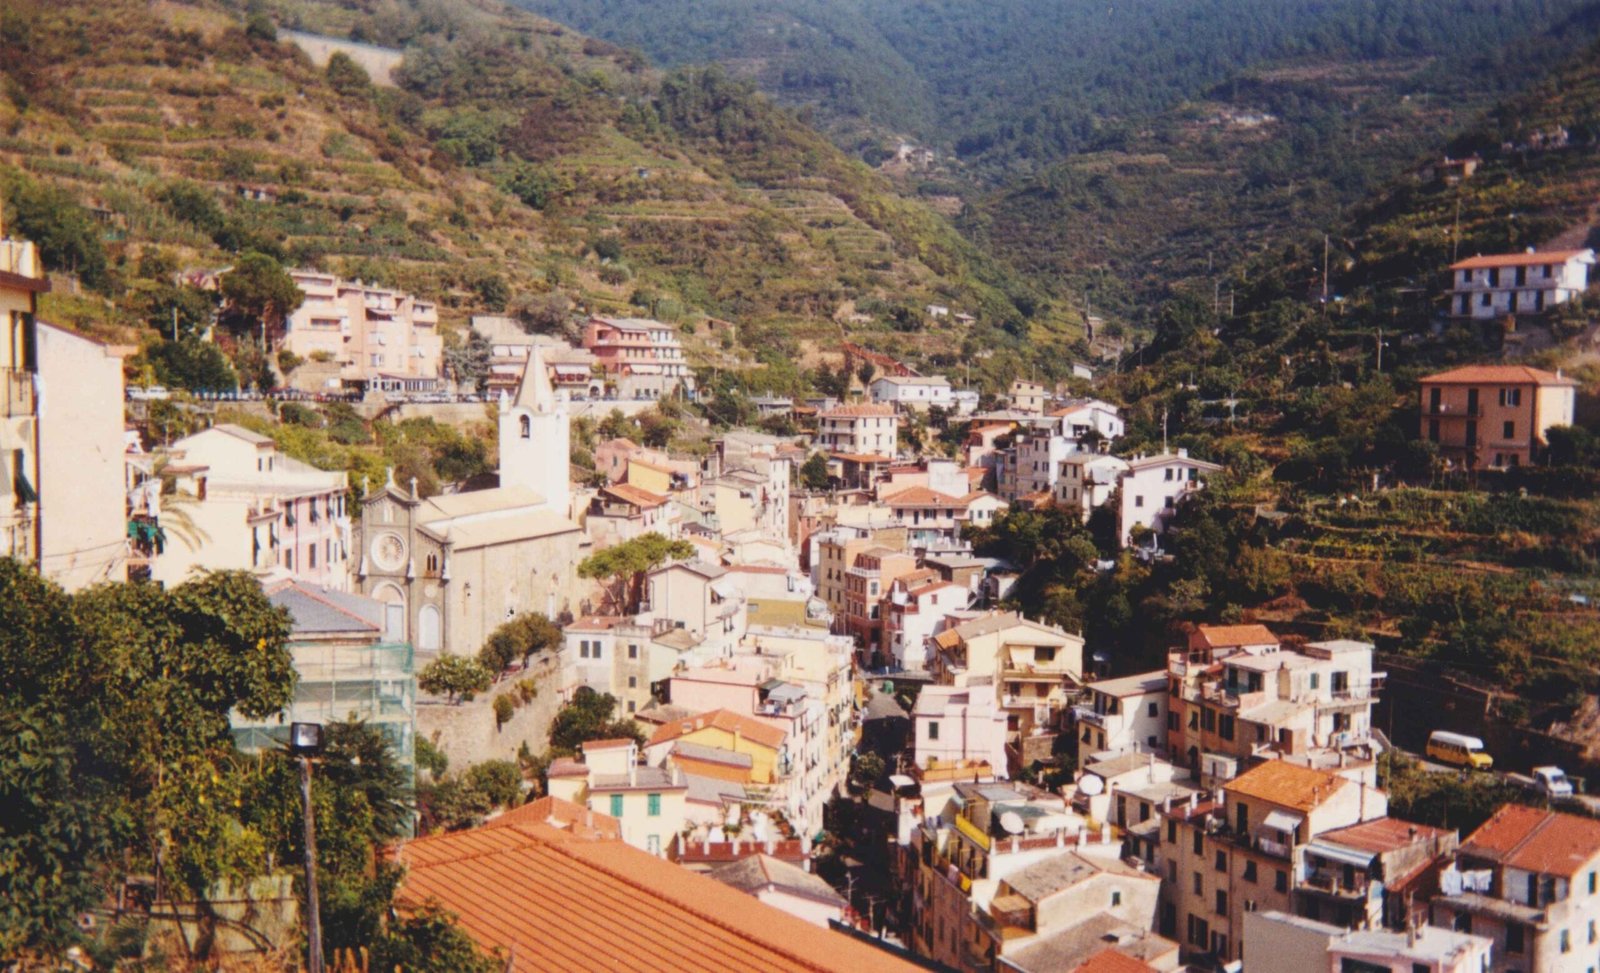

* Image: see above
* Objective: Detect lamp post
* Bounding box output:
[289,722,326,973]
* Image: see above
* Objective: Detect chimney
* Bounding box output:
[1076,829,1087,849]
[629,761,637,787]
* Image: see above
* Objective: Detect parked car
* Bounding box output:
[127,385,170,401]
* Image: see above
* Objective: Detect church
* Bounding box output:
[354,348,588,658]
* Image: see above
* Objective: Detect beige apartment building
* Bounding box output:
[1419,364,1578,469]
[816,402,900,457]
[931,611,1085,743]
[1157,760,1388,966]
[282,270,443,392]
[1,235,131,590]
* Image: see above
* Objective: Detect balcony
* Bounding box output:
[1423,403,1483,418]
[1073,705,1108,729]
[1256,836,1292,859]
[1,368,35,418]
[1301,868,1371,900]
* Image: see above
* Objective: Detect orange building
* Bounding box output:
[1418,365,1577,469]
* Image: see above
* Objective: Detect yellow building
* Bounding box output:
[625,456,674,496]
[546,739,687,857]
[645,709,787,784]
[932,612,1085,738]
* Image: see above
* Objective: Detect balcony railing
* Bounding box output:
[1302,868,1370,898]
[1,368,35,418]
[1256,836,1292,859]
[1073,704,1107,729]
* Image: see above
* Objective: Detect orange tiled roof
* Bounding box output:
[648,709,787,751]
[1420,364,1577,387]
[391,816,920,972]
[1194,624,1278,649]
[1450,249,1590,270]
[601,483,670,508]
[883,485,965,507]
[830,451,894,464]
[1461,804,1600,877]
[1071,948,1160,973]
[482,796,622,841]
[819,403,897,418]
[1224,760,1346,813]
[582,738,638,751]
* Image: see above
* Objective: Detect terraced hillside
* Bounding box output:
[0,0,1058,372]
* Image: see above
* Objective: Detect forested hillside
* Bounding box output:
[0,0,1066,391]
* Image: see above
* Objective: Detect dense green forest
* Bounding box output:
[514,0,1600,167]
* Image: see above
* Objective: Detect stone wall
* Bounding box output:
[417,655,564,769]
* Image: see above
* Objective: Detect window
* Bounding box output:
[1193,830,1203,854]
[647,834,660,855]
[1309,673,1319,690]
[1111,891,1122,907]
[1428,419,1440,443]
[1187,915,1209,950]
[647,793,661,817]
[609,794,623,817]
[1590,871,1597,894]
[1506,923,1523,953]
[1215,851,1226,872]
[1215,891,1227,916]
[1243,860,1257,883]
[928,721,939,741]
[1560,928,1571,953]
[1165,468,1174,481]
[1219,715,1235,741]
[1168,860,1177,881]
[1235,803,1248,833]
[628,676,637,688]
[1504,420,1515,440]
[1148,702,1159,718]
[1134,495,1144,508]
[628,643,639,659]
[308,545,317,568]
[519,415,531,439]
[1192,872,1203,895]
[1167,821,1177,844]
[1500,388,1523,407]
[1275,869,1288,893]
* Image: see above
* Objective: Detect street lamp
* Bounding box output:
[289,722,326,973]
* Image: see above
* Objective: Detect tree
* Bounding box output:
[849,752,885,791]
[577,532,694,613]
[418,655,493,703]
[2,176,109,289]
[219,251,302,347]
[325,52,372,97]
[548,687,644,755]
[145,337,238,393]
[479,612,561,673]
[799,452,830,490]
[443,327,491,392]
[464,760,523,806]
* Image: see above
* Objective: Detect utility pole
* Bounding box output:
[1452,195,1463,264]
[1322,234,1331,305]
[300,753,324,973]
[172,306,179,342]
[1161,407,1169,455]
[1376,327,1384,374]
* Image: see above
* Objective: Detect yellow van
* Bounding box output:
[1427,730,1493,770]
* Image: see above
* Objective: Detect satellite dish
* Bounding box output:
[999,811,1026,835]
[1079,775,1106,796]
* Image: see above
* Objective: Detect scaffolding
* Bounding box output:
[232,641,416,778]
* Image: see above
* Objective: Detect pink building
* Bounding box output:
[282,271,443,392]
[583,316,693,399]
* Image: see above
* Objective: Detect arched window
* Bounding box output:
[519,415,531,439]
[417,605,441,651]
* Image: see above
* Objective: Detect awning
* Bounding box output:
[1305,841,1376,869]
[1262,809,1304,834]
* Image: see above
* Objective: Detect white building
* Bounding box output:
[154,424,351,590]
[1243,911,1493,973]
[1000,431,1080,501]
[1449,248,1595,320]
[912,683,1009,775]
[1054,453,1130,522]
[869,375,954,411]
[883,577,970,672]
[1074,671,1167,757]
[1047,398,1125,443]
[1118,449,1223,546]
[815,403,899,457]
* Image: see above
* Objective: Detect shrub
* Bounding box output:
[492,694,515,727]
[417,655,492,703]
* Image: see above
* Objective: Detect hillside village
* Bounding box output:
[10,1,1600,973]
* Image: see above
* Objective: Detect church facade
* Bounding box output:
[354,349,588,658]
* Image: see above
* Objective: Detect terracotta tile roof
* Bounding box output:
[908,580,965,599]
[1450,249,1591,270]
[482,796,621,841]
[818,403,897,419]
[883,485,965,507]
[1194,624,1278,649]
[391,817,919,972]
[1461,804,1600,877]
[1224,760,1346,813]
[582,738,638,751]
[830,451,894,463]
[1071,947,1160,972]
[1318,817,1450,855]
[1420,364,1578,387]
[648,709,787,751]
[600,483,670,508]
